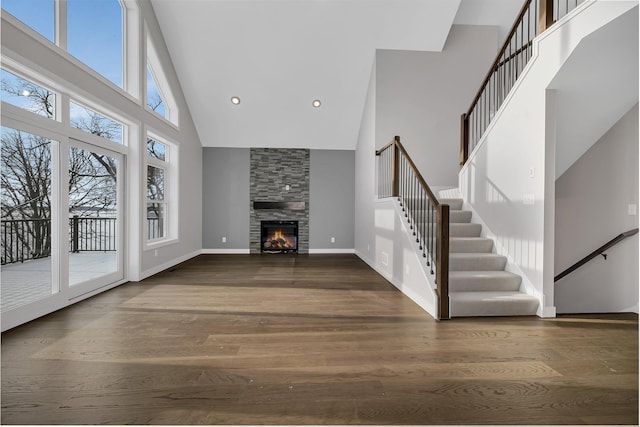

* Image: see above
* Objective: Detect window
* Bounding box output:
[146,65,166,118]
[67,0,123,88]
[1,126,55,311]
[1,0,54,42]
[146,36,178,126]
[70,101,124,144]
[2,0,124,89]
[146,136,171,242]
[1,69,56,119]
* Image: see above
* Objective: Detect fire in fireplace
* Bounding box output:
[261,220,298,253]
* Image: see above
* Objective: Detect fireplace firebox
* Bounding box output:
[261,221,298,253]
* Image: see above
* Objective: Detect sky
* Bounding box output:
[2,0,123,87]
[2,0,166,115]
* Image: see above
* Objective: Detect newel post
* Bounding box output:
[391,135,400,198]
[460,114,469,168]
[436,204,450,320]
[539,0,554,33]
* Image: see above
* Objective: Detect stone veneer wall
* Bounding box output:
[250,148,310,253]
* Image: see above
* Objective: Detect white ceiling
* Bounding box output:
[150,0,521,150]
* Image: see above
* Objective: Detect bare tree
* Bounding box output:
[1,130,52,260]
[1,75,54,118]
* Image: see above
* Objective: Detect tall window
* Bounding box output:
[146,36,178,126]
[67,0,123,88]
[1,0,54,42]
[2,0,123,88]
[147,65,166,118]
[146,136,170,242]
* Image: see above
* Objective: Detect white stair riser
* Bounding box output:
[416,210,472,223]
[403,198,463,210]
[450,238,493,253]
[449,272,521,292]
[450,223,482,237]
[450,254,507,271]
[450,292,539,317]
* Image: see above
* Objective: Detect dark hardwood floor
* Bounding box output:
[1,254,638,425]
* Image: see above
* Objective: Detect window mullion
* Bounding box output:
[55,0,67,50]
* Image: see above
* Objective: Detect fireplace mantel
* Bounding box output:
[253,201,305,210]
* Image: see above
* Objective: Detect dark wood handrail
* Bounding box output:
[465,0,534,117]
[555,228,639,282]
[376,137,441,208]
[375,136,449,320]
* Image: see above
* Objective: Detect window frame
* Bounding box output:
[145,32,179,127]
[144,132,178,249]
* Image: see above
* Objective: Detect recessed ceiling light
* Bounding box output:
[231,96,241,105]
[312,99,321,108]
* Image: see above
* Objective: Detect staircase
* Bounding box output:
[442,197,539,317]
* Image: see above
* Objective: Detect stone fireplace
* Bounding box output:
[250,148,309,254]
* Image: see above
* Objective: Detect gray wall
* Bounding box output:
[202,148,250,250]
[555,103,639,313]
[202,147,355,251]
[310,150,355,250]
[375,25,498,187]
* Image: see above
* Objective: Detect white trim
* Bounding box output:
[136,249,201,281]
[308,249,355,254]
[201,249,251,254]
[354,249,375,268]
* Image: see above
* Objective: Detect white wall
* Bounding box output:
[138,1,203,277]
[555,104,639,313]
[459,1,638,317]
[354,62,439,317]
[354,60,377,264]
[375,25,498,187]
[373,200,437,317]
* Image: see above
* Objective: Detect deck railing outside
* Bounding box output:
[1,217,162,265]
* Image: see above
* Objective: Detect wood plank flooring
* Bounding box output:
[2,254,638,424]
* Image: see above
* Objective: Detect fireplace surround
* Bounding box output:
[250,148,309,253]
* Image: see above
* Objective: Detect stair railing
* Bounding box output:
[555,228,639,282]
[460,0,585,166]
[376,136,450,320]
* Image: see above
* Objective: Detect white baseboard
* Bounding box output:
[137,250,201,281]
[201,248,250,254]
[354,249,375,268]
[308,249,355,254]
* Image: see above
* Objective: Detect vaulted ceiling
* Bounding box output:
[150,0,522,150]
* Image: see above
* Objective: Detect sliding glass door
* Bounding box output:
[1,126,58,312]
[67,139,124,298]
[1,129,125,319]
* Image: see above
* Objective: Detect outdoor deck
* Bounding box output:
[1,253,117,312]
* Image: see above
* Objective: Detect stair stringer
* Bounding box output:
[367,198,439,319]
